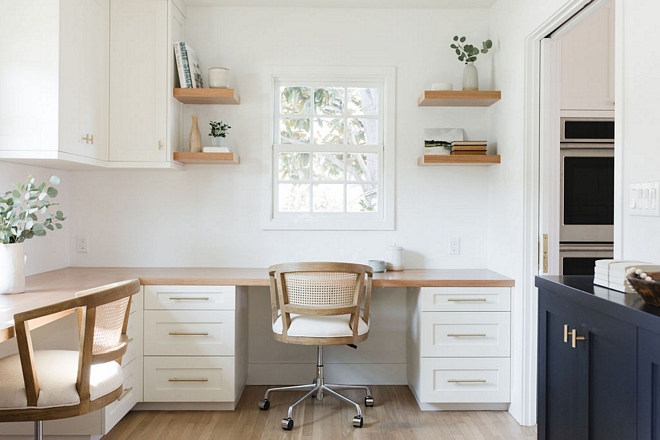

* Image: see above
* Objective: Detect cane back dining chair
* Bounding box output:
[0,278,140,440]
[258,262,374,430]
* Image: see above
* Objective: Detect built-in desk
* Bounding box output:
[0,267,514,439]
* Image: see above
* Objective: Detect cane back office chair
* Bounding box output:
[258,262,374,430]
[0,279,140,440]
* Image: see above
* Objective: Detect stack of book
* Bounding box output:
[173,41,204,88]
[450,141,487,155]
[593,260,659,293]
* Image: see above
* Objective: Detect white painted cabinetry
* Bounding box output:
[407,287,511,410]
[560,3,615,113]
[109,0,185,166]
[0,0,109,168]
[142,285,248,409]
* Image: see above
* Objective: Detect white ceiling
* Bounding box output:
[184,0,496,8]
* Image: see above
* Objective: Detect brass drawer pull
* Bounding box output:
[447,333,487,337]
[570,328,586,348]
[168,297,210,301]
[564,324,569,343]
[117,387,133,401]
[168,378,209,382]
[447,379,487,383]
[169,332,209,336]
[447,298,488,302]
[127,337,134,343]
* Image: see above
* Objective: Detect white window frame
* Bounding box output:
[261,66,395,231]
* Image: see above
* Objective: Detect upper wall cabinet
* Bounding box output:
[0,0,109,169]
[560,3,614,113]
[109,0,185,167]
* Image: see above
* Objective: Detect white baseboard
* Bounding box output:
[247,363,407,385]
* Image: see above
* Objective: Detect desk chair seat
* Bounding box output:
[259,262,374,431]
[0,279,140,440]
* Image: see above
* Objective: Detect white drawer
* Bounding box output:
[129,290,143,315]
[419,357,510,403]
[420,287,510,312]
[144,310,235,356]
[104,358,141,432]
[145,285,236,311]
[123,318,140,365]
[420,312,510,357]
[143,356,235,402]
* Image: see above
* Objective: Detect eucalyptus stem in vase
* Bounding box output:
[450,36,493,91]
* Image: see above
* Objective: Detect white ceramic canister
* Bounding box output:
[208,67,230,88]
[385,245,405,271]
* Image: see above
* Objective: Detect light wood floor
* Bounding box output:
[102,386,537,440]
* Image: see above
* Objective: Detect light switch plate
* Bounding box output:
[630,182,660,216]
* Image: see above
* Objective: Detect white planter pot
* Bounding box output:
[0,242,26,294]
[211,137,225,148]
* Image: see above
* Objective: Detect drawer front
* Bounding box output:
[104,358,142,432]
[420,312,510,357]
[420,357,511,403]
[145,285,236,311]
[144,310,235,356]
[420,287,510,312]
[129,289,143,315]
[143,356,235,402]
[123,317,140,365]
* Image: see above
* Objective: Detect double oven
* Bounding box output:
[559,117,615,275]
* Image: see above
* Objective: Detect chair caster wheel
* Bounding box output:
[352,415,364,428]
[282,418,294,430]
[258,399,270,410]
[365,396,374,407]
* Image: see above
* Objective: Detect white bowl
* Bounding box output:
[431,82,453,91]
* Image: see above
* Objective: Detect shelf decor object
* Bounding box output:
[417,90,501,107]
[417,155,500,166]
[189,115,202,153]
[173,88,240,105]
[173,152,240,164]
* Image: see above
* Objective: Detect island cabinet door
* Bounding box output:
[538,288,637,440]
[638,328,660,440]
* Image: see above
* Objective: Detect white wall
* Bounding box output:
[619,0,660,263]
[0,162,71,275]
[69,7,496,270]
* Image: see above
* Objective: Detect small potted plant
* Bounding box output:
[0,175,66,293]
[450,36,493,91]
[208,121,231,149]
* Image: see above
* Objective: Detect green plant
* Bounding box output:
[450,36,493,64]
[0,175,66,244]
[209,121,231,138]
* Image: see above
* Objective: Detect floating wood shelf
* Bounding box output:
[417,90,501,107]
[173,88,241,105]
[417,155,501,166]
[173,152,240,164]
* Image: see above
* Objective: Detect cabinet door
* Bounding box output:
[109,0,167,162]
[638,328,660,440]
[538,289,637,440]
[560,4,614,111]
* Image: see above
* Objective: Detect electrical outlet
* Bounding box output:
[76,235,88,253]
[449,237,460,255]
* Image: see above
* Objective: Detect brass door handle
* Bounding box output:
[570,328,586,348]
[564,324,569,343]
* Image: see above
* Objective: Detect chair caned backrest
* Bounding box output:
[91,296,131,355]
[284,271,359,307]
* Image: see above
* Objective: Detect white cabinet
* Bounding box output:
[0,0,109,168]
[142,285,247,409]
[407,287,511,409]
[109,0,185,165]
[560,3,615,113]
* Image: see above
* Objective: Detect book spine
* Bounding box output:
[179,42,193,88]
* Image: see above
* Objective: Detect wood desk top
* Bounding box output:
[1,267,514,342]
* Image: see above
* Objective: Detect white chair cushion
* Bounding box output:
[273,314,369,338]
[0,350,123,410]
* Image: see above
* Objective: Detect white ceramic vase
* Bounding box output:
[462,62,479,91]
[0,242,26,294]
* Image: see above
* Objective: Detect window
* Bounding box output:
[263,66,395,230]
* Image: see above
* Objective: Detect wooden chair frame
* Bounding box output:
[268,262,373,346]
[0,279,140,423]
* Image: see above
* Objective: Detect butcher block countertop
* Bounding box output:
[0,267,513,341]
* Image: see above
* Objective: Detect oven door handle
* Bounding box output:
[559,244,614,252]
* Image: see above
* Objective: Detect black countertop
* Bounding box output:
[536,275,660,332]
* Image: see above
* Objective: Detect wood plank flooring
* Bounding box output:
[102,386,537,440]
